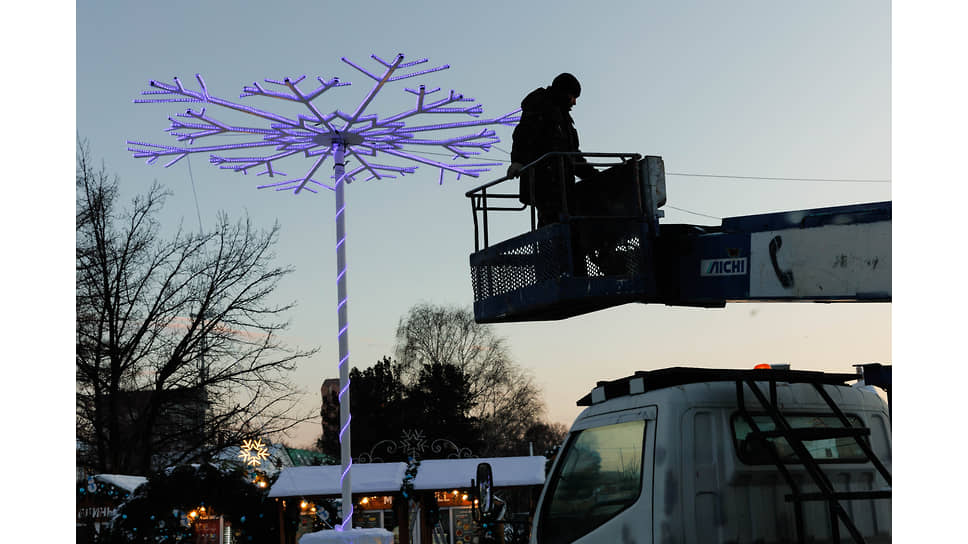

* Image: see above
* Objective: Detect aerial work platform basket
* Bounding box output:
[466,153,891,324]
[469,220,655,321]
[467,153,666,323]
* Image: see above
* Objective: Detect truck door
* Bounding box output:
[532,407,656,544]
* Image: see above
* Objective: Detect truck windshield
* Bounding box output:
[537,420,645,544]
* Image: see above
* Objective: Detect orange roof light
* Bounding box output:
[753,363,771,370]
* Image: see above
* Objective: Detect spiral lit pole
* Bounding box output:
[332,138,353,519]
[129,53,519,531]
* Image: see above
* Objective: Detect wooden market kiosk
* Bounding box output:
[268,456,546,544]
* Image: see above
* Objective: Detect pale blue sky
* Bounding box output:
[71,0,896,447]
[6,2,963,541]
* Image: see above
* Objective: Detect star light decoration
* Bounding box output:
[238,438,271,468]
[399,429,428,459]
[129,54,519,532]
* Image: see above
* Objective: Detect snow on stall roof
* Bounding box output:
[268,463,408,498]
[210,442,292,474]
[412,456,545,490]
[299,527,393,544]
[269,457,546,498]
[94,474,148,493]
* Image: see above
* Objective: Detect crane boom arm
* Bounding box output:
[466,155,890,323]
[657,200,891,307]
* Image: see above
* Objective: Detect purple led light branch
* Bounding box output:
[129,54,519,192]
[129,54,519,531]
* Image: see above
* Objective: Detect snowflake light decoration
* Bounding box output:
[238,438,271,467]
[130,53,518,532]
[127,53,519,191]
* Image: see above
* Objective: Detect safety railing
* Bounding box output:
[465,151,643,251]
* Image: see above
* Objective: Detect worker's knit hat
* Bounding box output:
[551,73,581,98]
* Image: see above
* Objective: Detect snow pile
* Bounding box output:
[299,528,393,544]
[413,456,545,490]
[94,474,148,493]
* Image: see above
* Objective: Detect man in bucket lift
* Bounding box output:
[507,73,630,275]
[507,73,597,227]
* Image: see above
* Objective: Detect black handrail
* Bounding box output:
[465,151,641,197]
[465,151,641,251]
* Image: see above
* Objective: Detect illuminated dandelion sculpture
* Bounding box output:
[129,53,519,531]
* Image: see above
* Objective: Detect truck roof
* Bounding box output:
[576,366,860,406]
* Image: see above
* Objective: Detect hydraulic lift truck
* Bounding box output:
[465,153,891,544]
[465,152,889,323]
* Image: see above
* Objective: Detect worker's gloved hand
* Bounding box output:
[507,162,523,178]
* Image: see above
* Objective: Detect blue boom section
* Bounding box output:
[468,193,891,323]
[657,201,891,308]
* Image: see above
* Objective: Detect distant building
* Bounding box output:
[77,386,210,476]
[319,378,340,447]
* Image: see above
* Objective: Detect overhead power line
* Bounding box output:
[186,152,204,233]
[665,205,721,221]
[488,146,888,183]
[207,134,888,184]
[492,144,511,155]
[666,172,890,183]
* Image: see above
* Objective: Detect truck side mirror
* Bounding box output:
[472,462,494,521]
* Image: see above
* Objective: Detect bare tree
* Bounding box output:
[76,141,316,475]
[394,303,547,456]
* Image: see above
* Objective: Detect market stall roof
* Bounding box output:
[269,462,408,498]
[300,527,393,544]
[94,474,148,493]
[268,456,546,499]
[412,456,545,490]
[286,447,335,467]
[211,441,293,475]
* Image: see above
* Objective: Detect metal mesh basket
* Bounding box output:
[471,221,647,303]
[471,224,571,301]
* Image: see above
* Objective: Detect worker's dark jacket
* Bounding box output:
[510,87,597,218]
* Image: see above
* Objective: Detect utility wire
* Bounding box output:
[487,145,888,183]
[665,205,721,221]
[186,151,205,233]
[666,172,890,183]
[188,134,889,185]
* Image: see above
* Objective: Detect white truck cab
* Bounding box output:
[527,366,891,544]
